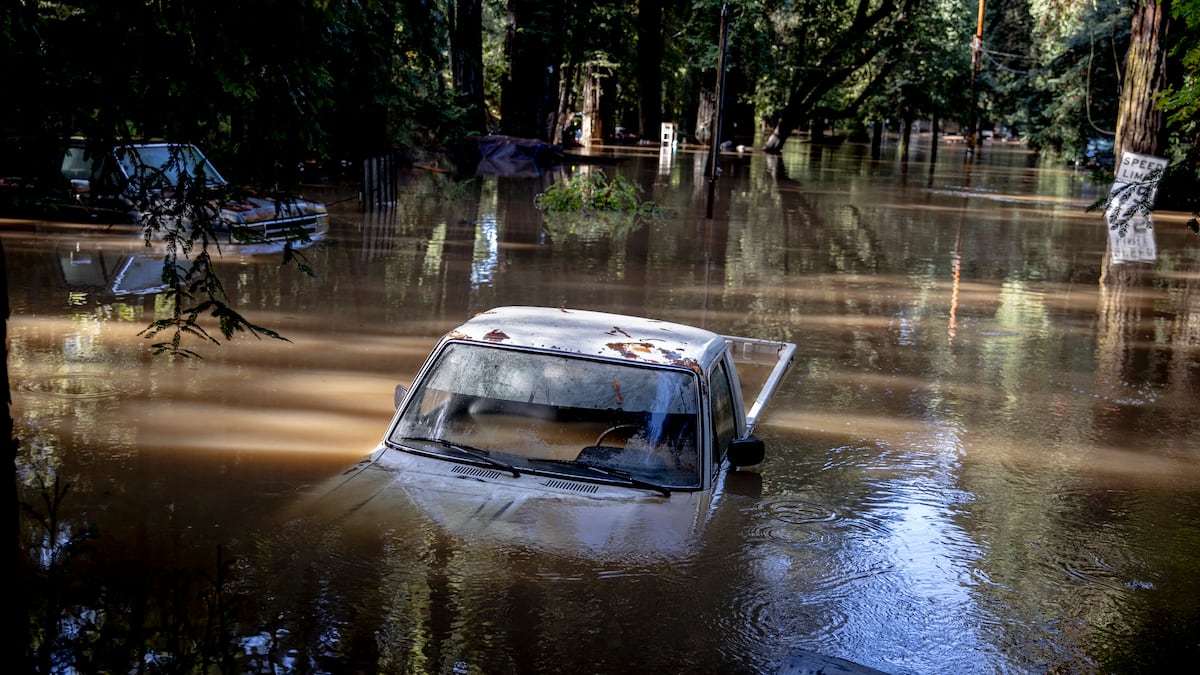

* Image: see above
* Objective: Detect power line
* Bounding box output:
[981,45,1039,61]
[982,48,1038,75]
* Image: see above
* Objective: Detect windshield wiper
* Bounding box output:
[394,436,520,478]
[533,459,671,497]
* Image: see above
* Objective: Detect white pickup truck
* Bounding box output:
[317,306,796,557]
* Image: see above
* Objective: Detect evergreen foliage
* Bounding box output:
[1158,0,1200,224]
[534,170,659,215]
[3,1,1196,191]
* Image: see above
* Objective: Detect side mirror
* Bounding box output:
[70,178,90,194]
[727,437,765,468]
[394,384,408,409]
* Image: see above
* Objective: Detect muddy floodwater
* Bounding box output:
[7,140,1200,673]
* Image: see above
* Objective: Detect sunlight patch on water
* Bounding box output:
[925,186,1090,208]
[127,399,379,457]
[961,433,1200,486]
[471,213,499,288]
[762,409,931,444]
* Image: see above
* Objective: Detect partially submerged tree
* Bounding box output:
[1114,0,1174,160]
[636,0,666,140]
[1102,0,1197,232]
[852,0,973,151]
[451,0,489,134]
[760,0,919,153]
[499,0,566,140]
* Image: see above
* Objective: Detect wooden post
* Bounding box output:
[361,151,397,208]
[706,4,730,219]
[967,0,985,153]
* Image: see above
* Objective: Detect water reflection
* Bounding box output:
[8,140,1200,673]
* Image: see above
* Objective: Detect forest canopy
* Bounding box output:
[0,0,1196,209]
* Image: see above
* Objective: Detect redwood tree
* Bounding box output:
[451,0,488,134]
[500,0,565,140]
[1114,0,1174,159]
[636,0,665,139]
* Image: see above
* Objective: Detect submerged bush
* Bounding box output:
[534,171,659,215]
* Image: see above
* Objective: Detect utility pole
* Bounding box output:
[967,0,986,153]
[706,4,730,219]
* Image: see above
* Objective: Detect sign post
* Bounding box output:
[1105,151,1168,264]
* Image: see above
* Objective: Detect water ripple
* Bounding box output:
[21,373,122,399]
[754,498,841,548]
[763,498,839,525]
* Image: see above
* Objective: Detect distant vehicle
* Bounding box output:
[609,125,640,145]
[307,306,796,558]
[4,141,328,248]
[1082,137,1115,169]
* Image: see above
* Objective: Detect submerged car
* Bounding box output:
[307,306,796,558]
[21,141,328,248]
[1082,137,1116,169]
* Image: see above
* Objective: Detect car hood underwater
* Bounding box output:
[285,446,764,563]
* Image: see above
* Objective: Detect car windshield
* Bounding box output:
[389,342,702,488]
[116,145,226,188]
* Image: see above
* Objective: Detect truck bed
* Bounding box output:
[724,335,796,435]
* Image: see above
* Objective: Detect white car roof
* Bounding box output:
[445,306,728,372]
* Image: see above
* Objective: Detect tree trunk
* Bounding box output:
[760,0,915,153]
[694,66,748,148]
[551,59,578,146]
[1114,0,1173,159]
[1107,2,1173,278]
[581,64,604,146]
[636,0,663,140]
[762,104,801,154]
[723,64,755,145]
[501,0,563,140]
[450,0,487,134]
[812,117,827,141]
[929,112,939,165]
[600,71,618,144]
[695,85,715,145]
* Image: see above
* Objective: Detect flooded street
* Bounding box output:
[8,139,1200,673]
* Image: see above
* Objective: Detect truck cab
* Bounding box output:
[312,306,796,557]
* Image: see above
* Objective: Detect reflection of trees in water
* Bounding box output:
[759,152,1200,671]
[1038,239,1200,670]
[296,176,492,323]
[17,474,244,671]
[1101,259,1200,668]
[1096,246,1200,440]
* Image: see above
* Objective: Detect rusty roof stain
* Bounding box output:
[445,306,727,372]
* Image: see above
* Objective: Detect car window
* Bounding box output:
[390,342,702,487]
[412,343,698,413]
[115,145,226,188]
[60,147,96,182]
[710,359,737,464]
[61,147,123,195]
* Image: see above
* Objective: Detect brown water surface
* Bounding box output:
[8,140,1200,673]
